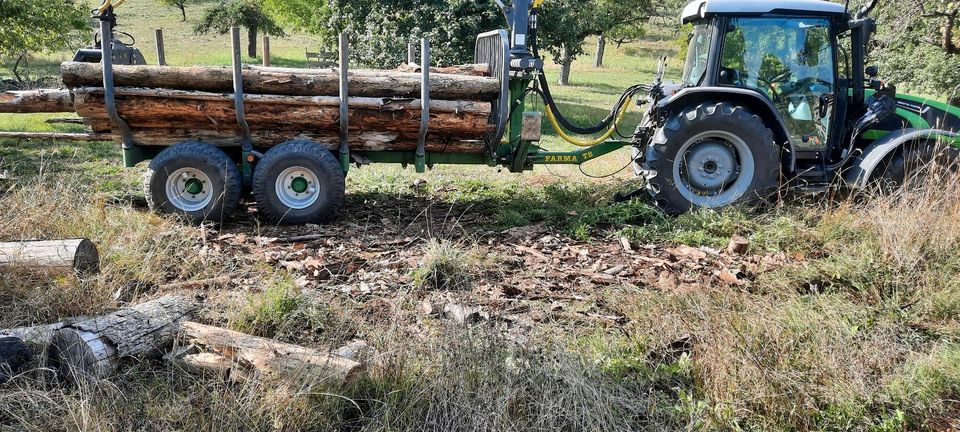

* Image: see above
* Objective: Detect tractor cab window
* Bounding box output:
[682,24,712,87]
[718,18,835,151]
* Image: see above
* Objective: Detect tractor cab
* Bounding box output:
[675,0,853,165]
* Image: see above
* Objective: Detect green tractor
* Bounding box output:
[625,0,960,213]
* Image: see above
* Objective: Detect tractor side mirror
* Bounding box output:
[865,65,879,78]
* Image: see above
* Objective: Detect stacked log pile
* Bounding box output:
[59,62,500,153]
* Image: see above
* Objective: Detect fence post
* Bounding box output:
[407,42,415,65]
[155,29,166,66]
[262,35,271,67]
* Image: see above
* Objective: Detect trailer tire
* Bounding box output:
[145,141,242,223]
[252,141,345,225]
[643,102,780,215]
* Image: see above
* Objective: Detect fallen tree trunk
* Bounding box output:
[0,89,73,113]
[48,295,197,380]
[180,321,361,386]
[61,62,500,101]
[1,316,90,347]
[0,239,99,275]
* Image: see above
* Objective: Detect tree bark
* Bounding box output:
[180,321,362,386]
[0,239,99,275]
[48,295,197,380]
[0,89,74,113]
[1,317,91,347]
[71,87,491,152]
[394,63,490,76]
[60,62,501,101]
[558,44,572,86]
[594,34,606,68]
[248,26,258,58]
[0,132,111,142]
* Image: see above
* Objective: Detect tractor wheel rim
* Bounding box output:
[166,167,213,212]
[275,166,320,210]
[673,131,755,207]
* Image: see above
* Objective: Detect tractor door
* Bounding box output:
[716,17,836,152]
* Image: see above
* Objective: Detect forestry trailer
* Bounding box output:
[4,0,959,223]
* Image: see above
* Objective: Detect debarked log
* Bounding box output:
[0,89,73,113]
[60,62,500,101]
[0,239,99,275]
[180,321,361,386]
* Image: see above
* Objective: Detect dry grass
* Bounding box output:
[0,177,213,327]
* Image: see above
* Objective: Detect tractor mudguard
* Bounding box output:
[843,128,959,188]
[657,87,796,172]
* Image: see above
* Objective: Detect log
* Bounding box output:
[0,336,33,384]
[96,128,486,153]
[48,295,197,380]
[1,316,90,347]
[71,87,492,137]
[0,132,112,142]
[180,321,361,385]
[60,62,500,101]
[0,239,99,275]
[0,89,73,113]
[394,63,490,76]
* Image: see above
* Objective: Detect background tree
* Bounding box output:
[591,0,653,68]
[0,0,89,83]
[873,0,960,105]
[158,0,195,21]
[194,0,285,58]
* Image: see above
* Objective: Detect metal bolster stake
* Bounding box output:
[338,33,350,173]
[231,26,254,186]
[415,38,430,173]
[100,17,135,160]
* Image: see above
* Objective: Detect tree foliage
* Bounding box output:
[194,0,285,57]
[322,0,502,68]
[873,0,960,103]
[158,0,195,21]
[0,0,89,59]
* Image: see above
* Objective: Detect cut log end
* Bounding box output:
[48,328,117,380]
[0,336,34,384]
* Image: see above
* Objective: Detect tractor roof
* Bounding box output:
[681,0,847,23]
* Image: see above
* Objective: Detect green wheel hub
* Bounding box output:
[290,176,309,194]
[184,178,204,195]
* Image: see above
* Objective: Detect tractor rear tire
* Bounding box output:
[643,102,780,215]
[145,142,243,223]
[876,140,960,190]
[252,141,345,225]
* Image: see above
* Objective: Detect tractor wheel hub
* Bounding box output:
[685,141,738,192]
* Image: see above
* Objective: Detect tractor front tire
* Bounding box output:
[643,102,780,215]
[876,140,960,190]
[145,142,243,223]
[252,141,345,225]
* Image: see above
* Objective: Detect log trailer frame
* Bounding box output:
[20,0,960,223]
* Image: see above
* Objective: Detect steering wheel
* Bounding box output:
[756,71,793,102]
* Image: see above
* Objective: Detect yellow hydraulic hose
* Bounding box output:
[544,96,633,147]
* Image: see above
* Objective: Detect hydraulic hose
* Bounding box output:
[544,95,634,147]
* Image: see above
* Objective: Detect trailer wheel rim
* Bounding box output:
[275,166,321,210]
[673,131,754,207]
[165,168,213,212]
